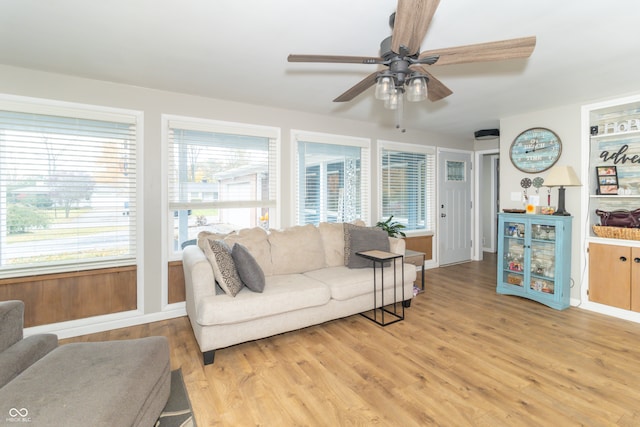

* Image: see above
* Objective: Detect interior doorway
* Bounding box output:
[473,149,500,261]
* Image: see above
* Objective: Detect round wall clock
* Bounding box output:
[509,127,562,173]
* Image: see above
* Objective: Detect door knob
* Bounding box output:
[441,213,446,218]
[634,257,640,263]
[620,256,628,262]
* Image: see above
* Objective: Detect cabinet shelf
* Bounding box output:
[590,194,640,199]
[590,129,640,140]
[531,272,555,281]
[497,213,572,310]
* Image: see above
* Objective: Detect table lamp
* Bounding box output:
[544,165,581,216]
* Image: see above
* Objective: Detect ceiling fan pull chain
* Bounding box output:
[396,95,406,133]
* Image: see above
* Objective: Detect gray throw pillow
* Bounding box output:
[231,243,265,293]
[206,240,244,297]
[344,223,391,268]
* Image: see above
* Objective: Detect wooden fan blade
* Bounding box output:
[333,72,379,102]
[411,65,452,102]
[419,36,536,66]
[392,0,440,56]
[288,54,383,64]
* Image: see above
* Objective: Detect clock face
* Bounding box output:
[509,128,562,173]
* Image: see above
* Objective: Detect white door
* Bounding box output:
[439,150,473,265]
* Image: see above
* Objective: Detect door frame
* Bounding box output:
[437,147,475,266]
[473,148,500,261]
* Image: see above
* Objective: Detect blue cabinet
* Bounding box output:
[497,213,572,310]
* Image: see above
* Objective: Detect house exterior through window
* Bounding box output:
[165,116,279,256]
[379,141,435,233]
[0,97,140,278]
[293,131,370,225]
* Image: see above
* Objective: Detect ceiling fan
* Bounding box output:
[288,0,536,119]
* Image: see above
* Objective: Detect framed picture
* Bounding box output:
[596,166,617,176]
[596,166,618,195]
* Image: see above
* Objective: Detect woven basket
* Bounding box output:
[592,225,640,241]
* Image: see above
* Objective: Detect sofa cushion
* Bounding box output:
[344,223,391,268]
[195,274,331,325]
[197,230,229,252]
[318,222,345,267]
[0,333,58,388]
[224,227,273,276]
[232,243,265,292]
[0,337,170,427]
[0,300,24,354]
[268,224,325,274]
[203,239,244,297]
[304,264,415,301]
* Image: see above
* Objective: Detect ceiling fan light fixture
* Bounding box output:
[406,75,427,102]
[385,88,402,110]
[375,75,394,100]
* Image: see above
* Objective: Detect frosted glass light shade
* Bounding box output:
[406,77,427,102]
[375,76,393,100]
[385,88,401,110]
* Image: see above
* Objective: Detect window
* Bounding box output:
[0,97,139,278]
[293,131,370,225]
[166,116,278,254]
[379,142,436,232]
[446,160,466,181]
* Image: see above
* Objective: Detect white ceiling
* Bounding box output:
[2,0,640,140]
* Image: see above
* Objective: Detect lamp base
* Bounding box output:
[552,186,571,216]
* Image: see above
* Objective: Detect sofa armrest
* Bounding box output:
[0,333,58,388]
[389,237,406,255]
[182,245,217,321]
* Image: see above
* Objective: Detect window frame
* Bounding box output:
[163,115,280,260]
[377,140,436,235]
[291,130,371,226]
[0,94,142,278]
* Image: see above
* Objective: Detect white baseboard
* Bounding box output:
[424,259,438,269]
[576,300,640,324]
[24,303,187,340]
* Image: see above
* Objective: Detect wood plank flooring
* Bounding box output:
[61,253,640,426]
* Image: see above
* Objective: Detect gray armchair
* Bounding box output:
[0,300,58,388]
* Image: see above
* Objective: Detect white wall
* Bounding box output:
[0,64,467,333]
[500,104,583,303]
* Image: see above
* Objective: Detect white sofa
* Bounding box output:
[182,222,416,365]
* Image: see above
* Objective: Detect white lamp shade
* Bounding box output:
[544,165,581,187]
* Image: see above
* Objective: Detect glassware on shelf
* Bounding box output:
[533,224,542,239]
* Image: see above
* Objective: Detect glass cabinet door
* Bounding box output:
[502,220,526,287]
[497,213,571,310]
[529,224,556,295]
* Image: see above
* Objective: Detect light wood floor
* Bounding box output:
[61,254,640,426]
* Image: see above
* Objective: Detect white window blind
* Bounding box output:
[294,131,370,225]
[166,117,278,253]
[380,145,436,232]
[0,102,138,278]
